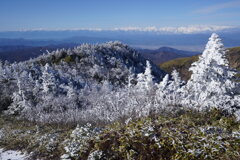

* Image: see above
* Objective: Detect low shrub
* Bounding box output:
[0,109,239,160]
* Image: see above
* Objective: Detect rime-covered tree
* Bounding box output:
[41,63,59,94]
[168,70,184,105]
[155,70,183,107]
[66,81,78,99]
[136,61,154,91]
[133,61,156,116]
[6,79,31,115]
[155,74,170,108]
[145,61,154,89]
[159,74,169,90]
[185,33,238,110]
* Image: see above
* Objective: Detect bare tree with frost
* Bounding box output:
[167,70,184,106]
[136,61,155,91]
[155,69,183,108]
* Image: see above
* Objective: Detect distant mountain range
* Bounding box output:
[0,44,199,63]
[138,47,199,64]
[1,29,240,51]
[0,44,77,62]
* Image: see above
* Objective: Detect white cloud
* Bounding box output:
[195,1,240,14]
[111,25,235,34]
[19,27,104,32]
[15,25,237,34]
[159,25,235,34]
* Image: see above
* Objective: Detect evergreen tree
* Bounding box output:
[185,33,237,110]
[145,61,154,89]
[6,79,31,115]
[168,70,183,105]
[136,61,154,91]
[159,74,169,89]
[41,63,59,94]
[155,74,170,107]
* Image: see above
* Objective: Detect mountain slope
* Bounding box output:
[139,47,198,64]
[160,47,240,81]
[29,41,166,85]
[227,47,240,70]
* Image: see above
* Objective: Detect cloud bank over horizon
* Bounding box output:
[3,25,239,34]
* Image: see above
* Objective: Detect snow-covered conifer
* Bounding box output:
[169,70,183,93]
[185,33,238,110]
[145,61,154,89]
[168,70,183,105]
[136,61,154,91]
[41,63,59,93]
[66,81,78,99]
[160,74,169,89]
[6,79,31,115]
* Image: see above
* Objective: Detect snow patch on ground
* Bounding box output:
[0,149,27,160]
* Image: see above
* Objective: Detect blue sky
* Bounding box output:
[1,0,240,31]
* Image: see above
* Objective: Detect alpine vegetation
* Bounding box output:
[0,33,240,160]
[0,41,165,124]
[0,34,240,124]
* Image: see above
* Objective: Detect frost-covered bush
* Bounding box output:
[0,108,239,160]
[63,123,94,158]
[87,150,103,160]
[84,110,240,160]
[33,132,59,152]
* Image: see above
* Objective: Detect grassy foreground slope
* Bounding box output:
[0,109,240,160]
[160,47,240,81]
